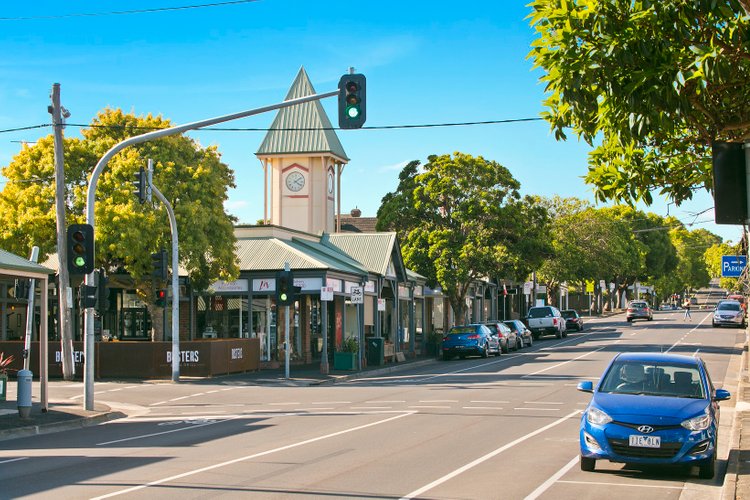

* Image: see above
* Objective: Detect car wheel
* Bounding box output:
[698,453,715,479]
[442,352,451,361]
[527,335,533,347]
[712,322,717,328]
[578,325,583,331]
[580,456,595,472]
[626,318,632,322]
[555,330,562,339]
[481,343,489,358]
[501,342,509,354]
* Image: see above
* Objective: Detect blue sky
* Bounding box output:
[0,0,741,243]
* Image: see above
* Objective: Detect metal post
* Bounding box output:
[50,83,75,381]
[82,89,338,409]
[148,159,181,383]
[22,247,39,371]
[320,299,329,374]
[284,262,291,379]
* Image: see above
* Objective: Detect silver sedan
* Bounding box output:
[712,300,746,328]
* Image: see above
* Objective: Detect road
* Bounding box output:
[0,309,743,499]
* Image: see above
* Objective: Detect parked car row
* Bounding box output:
[441,306,582,361]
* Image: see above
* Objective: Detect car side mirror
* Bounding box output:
[714,389,731,401]
[577,381,594,393]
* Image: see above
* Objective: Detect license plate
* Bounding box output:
[629,435,661,448]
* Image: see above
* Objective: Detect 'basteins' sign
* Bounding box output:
[721,255,747,278]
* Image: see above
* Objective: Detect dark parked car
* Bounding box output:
[486,321,519,353]
[577,352,729,479]
[503,320,533,348]
[561,309,584,331]
[441,324,497,360]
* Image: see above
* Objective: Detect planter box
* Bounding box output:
[333,352,356,371]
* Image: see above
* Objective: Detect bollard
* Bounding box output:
[16,369,32,419]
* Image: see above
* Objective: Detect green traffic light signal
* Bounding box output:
[67,224,94,274]
[338,73,366,129]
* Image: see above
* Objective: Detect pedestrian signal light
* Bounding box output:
[67,223,94,275]
[338,73,366,129]
[155,289,166,307]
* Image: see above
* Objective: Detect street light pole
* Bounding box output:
[82,89,338,410]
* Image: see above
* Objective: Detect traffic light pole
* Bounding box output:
[83,89,338,410]
[148,159,181,383]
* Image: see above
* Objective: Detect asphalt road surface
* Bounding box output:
[0,310,743,499]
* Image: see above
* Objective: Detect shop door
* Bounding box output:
[121,307,149,340]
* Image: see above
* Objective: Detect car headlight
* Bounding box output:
[681,409,711,431]
[586,406,612,425]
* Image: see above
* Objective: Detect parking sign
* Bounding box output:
[722,255,747,277]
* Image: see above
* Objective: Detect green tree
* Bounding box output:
[705,241,742,291]
[0,109,240,328]
[670,227,722,293]
[528,0,750,206]
[377,152,552,323]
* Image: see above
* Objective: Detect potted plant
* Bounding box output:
[0,352,14,402]
[333,337,359,370]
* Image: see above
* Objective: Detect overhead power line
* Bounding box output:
[0,0,260,21]
[1,117,545,136]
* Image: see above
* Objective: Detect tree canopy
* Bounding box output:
[0,108,239,296]
[377,152,552,322]
[528,0,750,206]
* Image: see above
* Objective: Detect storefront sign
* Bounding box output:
[211,279,249,293]
[253,279,276,292]
[365,280,376,293]
[523,282,532,295]
[321,286,334,301]
[294,277,323,291]
[326,278,342,292]
[414,285,423,297]
[398,285,410,299]
[377,298,386,311]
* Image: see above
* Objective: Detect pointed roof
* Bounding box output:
[256,67,348,162]
[0,248,54,276]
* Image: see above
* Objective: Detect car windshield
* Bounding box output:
[718,302,741,311]
[599,360,705,398]
[502,321,517,330]
[528,308,552,318]
[561,310,577,319]
[449,327,475,335]
[630,302,647,309]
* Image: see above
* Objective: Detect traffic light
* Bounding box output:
[276,270,294,306]
[13,279,29,299]
[338,73,366,129]
[80,284,98,308]
[151,249,168,281]
[98,270,109,312]
[155,289,167,307]
[67,223,95,275]
[133,167,146,204]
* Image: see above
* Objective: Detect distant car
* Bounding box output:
[659,304,677,311]
[577,352,729,479]
[441,324,496,360]
[626,301,653,322]
[712,300,746,328]
[485,321,518,353]
[526,305,567,339]
[503,319,533,348]
[561,309,584,331]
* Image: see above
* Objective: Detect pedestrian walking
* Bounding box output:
[683,300,692,320]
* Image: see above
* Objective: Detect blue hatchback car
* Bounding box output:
[441,324,496,360]
[577,352,730,479]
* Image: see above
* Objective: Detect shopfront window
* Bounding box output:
[196,295,245,339]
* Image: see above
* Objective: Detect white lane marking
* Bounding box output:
[408,405,451,409]
[370,400,406,403]
[524,455,579,500]
[312,401,351,404]
[557,480,683,490]
[350,406,392,410]
[400,411,580,500]
[419,400,457,403]
[269,402,300,406]
[470,400,509,404]
[523,346,608,378]
[463,406,504,410]
[665,313,710,353]
[0,457,28,465]
[97,416,240,445]
[91,411,415,499]
[514,408,560,411]
[523,401,564,405]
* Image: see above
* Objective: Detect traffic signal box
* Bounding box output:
[338,73,366,129]
[276,270,301,306]
[67,223,95,275]
[133,167,146,204]
[155,289,167,307]
[151,249,168,281]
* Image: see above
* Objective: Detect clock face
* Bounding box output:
[286,171,305,192]
[327,171,334,193]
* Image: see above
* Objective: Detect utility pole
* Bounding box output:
[49,83,75,380]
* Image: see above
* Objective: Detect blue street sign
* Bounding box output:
[721,255,747,277]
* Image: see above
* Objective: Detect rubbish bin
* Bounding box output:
[367,337,384,366]
[17,369,32,418]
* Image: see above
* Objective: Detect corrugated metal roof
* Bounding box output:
[0,248,54,275]
[324,233,398,276]
[235,237,366,276]
[256,67,349,161]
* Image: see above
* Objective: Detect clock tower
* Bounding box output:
[256,67,349,234]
